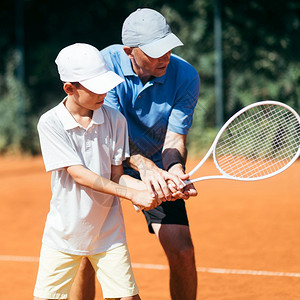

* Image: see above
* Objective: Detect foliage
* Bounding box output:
[0,52,39,154]
[0,0,299,154]
[221,0,300,118]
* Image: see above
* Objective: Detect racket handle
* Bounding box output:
[167,178,188,189]
[133,204,141,212]
[183,179,192,185]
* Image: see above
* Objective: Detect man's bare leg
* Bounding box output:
[115,296,141,300]
[152,223,197,300]
[69,257,95,300]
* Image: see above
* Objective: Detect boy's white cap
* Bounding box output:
[122,8,183,58]
[55,43,124,94]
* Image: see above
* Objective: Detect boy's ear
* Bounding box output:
[123,46,134,58]
[63,82,75,95]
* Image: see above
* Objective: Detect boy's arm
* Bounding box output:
[66,164,159,211]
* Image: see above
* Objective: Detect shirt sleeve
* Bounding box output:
[37,114,83,172]
[168,74,200,135]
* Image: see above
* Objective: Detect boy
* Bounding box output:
[33,43,161,300]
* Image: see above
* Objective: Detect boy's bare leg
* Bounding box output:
[69,257,95,300]
[152,223,197,300]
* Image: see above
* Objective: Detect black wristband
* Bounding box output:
[163,148,186,172]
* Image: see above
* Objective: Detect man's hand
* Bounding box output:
[138,159,185,201]
[168,163,198,200]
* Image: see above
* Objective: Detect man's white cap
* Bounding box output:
[55,43,124,94]
[122,8,183,58]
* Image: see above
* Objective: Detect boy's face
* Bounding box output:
[65,83,107,111]
[125,47,171,78]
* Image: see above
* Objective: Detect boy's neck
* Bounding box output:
[64,97,93,129]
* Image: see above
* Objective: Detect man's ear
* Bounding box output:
[123,46,134,58]
[63,82,75,95]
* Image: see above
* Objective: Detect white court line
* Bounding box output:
[1,255,300,278]
[195,267,300,278]
[132,263,300,278]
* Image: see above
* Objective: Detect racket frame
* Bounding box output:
[187,100,300,183]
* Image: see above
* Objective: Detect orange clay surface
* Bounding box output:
[0,155,299,299]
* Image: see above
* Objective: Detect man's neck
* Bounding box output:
[131,60,153,85]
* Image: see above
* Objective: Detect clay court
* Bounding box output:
[0,155,299,299]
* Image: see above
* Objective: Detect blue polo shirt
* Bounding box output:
[101,44,200,169]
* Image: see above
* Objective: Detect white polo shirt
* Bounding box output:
[37,99,130,255]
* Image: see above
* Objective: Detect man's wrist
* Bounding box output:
[166,162,186,172]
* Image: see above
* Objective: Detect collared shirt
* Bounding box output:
[101,44,200,169]
[37,100,129,255]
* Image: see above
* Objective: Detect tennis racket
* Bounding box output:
[186,100,300,184]
[134,100,300,211]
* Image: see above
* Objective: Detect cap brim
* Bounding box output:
[139,33,183,58]
[80,71,124,94]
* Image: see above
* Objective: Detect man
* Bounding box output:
[70,8,200,300]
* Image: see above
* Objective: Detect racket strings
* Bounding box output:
[220,117,298,177]
[221,112,299,177]
[215,105,300,178]
[223,111,298,164]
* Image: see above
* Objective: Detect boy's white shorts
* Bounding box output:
[33,243,139,299]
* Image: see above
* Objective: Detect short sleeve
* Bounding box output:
[37,113,83,172]
[168,74,200,134]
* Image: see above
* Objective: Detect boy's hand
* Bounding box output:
[132,190,161,211]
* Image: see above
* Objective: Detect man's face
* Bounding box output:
[130,47,171,78]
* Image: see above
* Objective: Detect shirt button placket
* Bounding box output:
[85,131,91,152]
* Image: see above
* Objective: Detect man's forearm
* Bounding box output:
[162,131,187,172]
[126,154,158,172]
[118,174,147,191]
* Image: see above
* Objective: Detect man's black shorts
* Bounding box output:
[142,199,189,234]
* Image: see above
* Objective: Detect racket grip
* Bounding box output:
[167,178,187,189]
[184,179,192,185]
[133,204,141,212]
